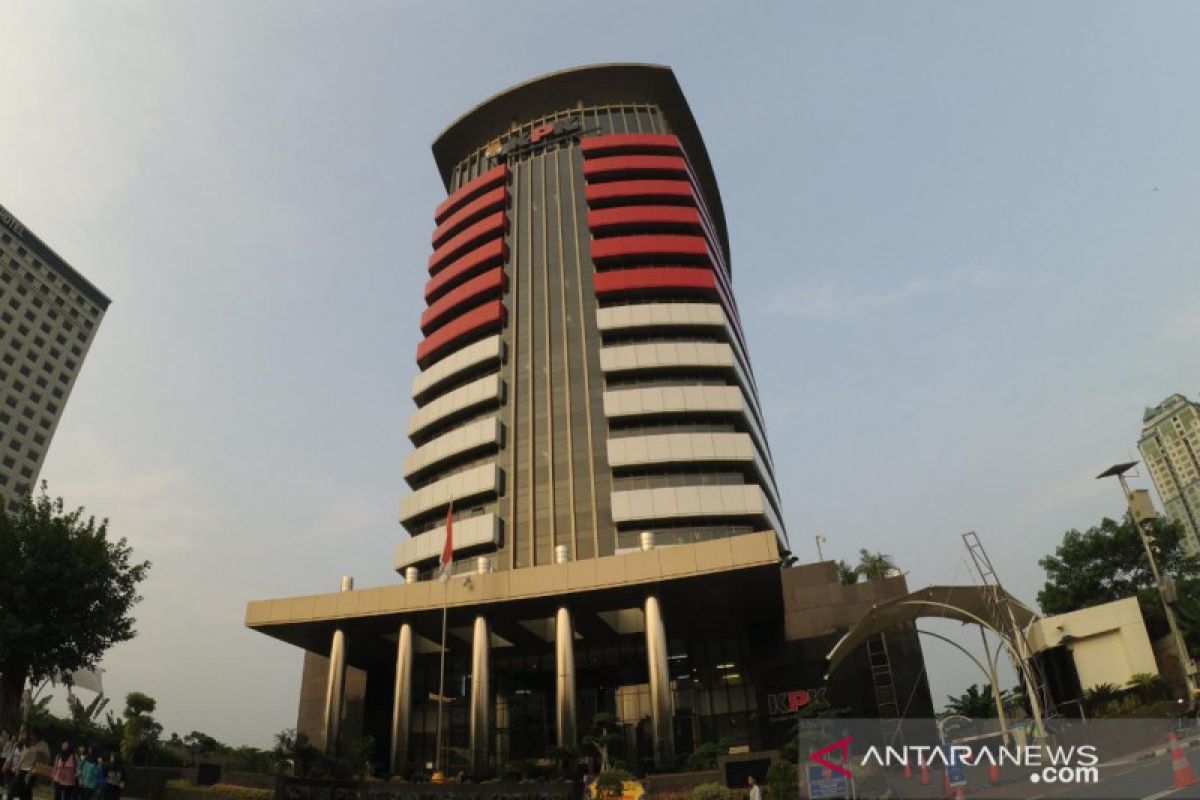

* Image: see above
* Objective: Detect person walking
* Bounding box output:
[74,746,87,799]
[11,730,49,800]
[746,774,762,800]
[93,756,108,800]
[51,742,77,800]
[2,732,23,787]
[101,755,123,800]
[78,751,100,800]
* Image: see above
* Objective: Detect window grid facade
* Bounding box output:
[0,206,109,510]
[399,100,787,575]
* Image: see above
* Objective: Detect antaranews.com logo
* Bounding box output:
[811,736,1100,786]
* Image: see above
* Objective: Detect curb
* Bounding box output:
[1100,732,1200,768]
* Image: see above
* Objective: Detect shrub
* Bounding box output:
[594,769,637,799]
[1128,673,1167,702]
[766,760,797,800]
[689,782,733,800]
[684,738,733,771]
[165,780,273,800]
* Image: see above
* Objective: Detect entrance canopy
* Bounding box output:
[825,584,1039,675]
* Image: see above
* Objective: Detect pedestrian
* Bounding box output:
[2,732,23,783]
[11,730,49,800]
[93,756,108,800]
[78,750,99,800]
[746,775,762,800]
[102,754,123,800]
[74,746,87,799]
[52,741,77,800]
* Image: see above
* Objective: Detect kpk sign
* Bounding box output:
[483,115,586,162]
[767,687,827,717]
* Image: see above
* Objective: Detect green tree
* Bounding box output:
[182,730,225,763]
[582,712,622,773]
[0,486,150,730]
[121,691,164,764]
[273,728,320,776]
[856,549,897,581]
[944,683,1008,718]
[1037,515,1200,639]
[67,692,111,732]
[835,560,859,585]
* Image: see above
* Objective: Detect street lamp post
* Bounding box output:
[815,534,827,562]
[1097,461,1198,700]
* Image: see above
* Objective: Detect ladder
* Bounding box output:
[867,633,904,747]
[962,531,1054,730]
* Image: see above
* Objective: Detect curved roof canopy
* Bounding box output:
[825,584,1039,675]
[432,63,731,263]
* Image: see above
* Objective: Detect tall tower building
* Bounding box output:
[0,204,110,510]
[395,64,785,576]
[1139,393,1200,552]
[247,65,932,778]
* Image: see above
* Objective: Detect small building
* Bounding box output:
[1028,597,1158,704]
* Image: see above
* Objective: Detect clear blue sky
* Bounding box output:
[3,1,1199,746]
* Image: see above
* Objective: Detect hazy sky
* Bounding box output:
[3,1,1199,747]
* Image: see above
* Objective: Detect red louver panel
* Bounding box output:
[417,300,506,367]
[588,206,703,235]
[420,267,507,335]
[594,267,717,296]
[585,179,695,208]
[432,186,508,248]
[425,239,508,302]
[580,133,681,157]
[429,211,507,275]
[435,164,509,224]
[583,155,689,183]
[591,234,711,266]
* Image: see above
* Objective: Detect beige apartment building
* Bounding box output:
[1139,394,1200,552]
[0,203,109,511]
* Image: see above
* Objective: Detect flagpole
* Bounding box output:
[435,580,448,775]
[434,503,454,777]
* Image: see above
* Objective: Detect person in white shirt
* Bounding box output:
[747,774,762,800]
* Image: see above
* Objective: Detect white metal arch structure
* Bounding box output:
[824,585,1047,737]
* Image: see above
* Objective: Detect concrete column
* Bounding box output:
[390,622,414,775]
[644,594,674,768]
[469,615,491,777]
[555,607,577,749]
[322,576,354,755]
[322,628,347,754]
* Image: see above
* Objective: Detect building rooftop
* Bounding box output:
[431,63,731,264]
[0,202,111,310]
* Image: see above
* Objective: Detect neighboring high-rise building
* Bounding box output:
[247,65,932,779]
[0,203,110,510]
[1139,393,1200,552]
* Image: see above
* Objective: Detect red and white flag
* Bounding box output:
[439,503,454,583]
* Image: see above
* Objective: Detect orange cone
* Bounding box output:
[1170,732,1197,789]
[989,762,1000,785]
[920,760,930,785]
[904,761,913,780]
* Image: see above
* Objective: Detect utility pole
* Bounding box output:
[1098,461,1197,700]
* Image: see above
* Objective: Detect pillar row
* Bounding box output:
[644,594,674,768]
[469,614,490,777]
[390,622,414,775]
[555,606,577,748]
[322,628,347,755]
